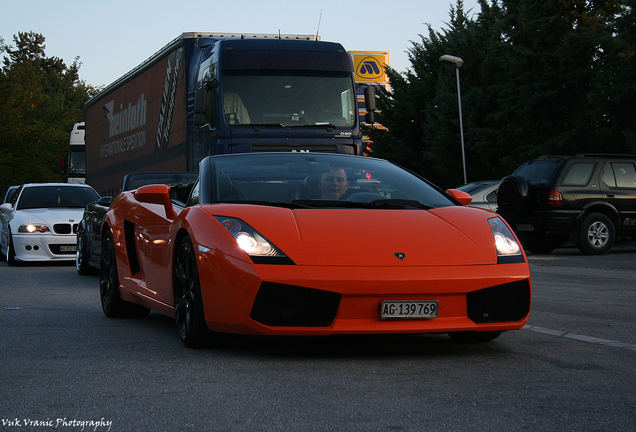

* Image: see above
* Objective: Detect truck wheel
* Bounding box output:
[496,175,529,226]
[577,213,615,255]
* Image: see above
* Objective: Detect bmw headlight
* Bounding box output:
[18,224,50,233]
[488,217,523,263]
[214,216,292,264]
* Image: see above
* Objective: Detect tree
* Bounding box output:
[0,32,96,194]
[370,0,636,189]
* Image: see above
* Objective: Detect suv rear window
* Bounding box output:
[514,159,562,185]
[603,162,636,188]
[561,162,595,186]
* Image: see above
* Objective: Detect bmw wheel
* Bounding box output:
[174,235,214,348]
[577,213,615,255]
[6,232,18,266]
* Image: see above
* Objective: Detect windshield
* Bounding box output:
[207,154,455,209]
[222,71,356,128]
[69,149,86,175]
[17,186,99,210]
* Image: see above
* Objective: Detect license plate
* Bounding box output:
[516,224,535,231]
[381,300,439,319]
[60,245,77,252]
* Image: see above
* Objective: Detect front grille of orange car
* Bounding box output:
[466,280,531,323]
[250,282,341,327]
[53,223,78,234]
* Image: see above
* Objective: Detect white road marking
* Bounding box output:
[523,325,636,351]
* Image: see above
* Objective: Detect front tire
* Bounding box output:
[100,229,150,318]
[577,213,615,255]
[448,331,503,343]
[173,235,214,348]
[6,232,18,266]
[76,229,96,275]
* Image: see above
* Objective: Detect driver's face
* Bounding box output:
[319,168,349,199]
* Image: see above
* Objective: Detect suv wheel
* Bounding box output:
[497,175,529,225]
[577,213,615,255]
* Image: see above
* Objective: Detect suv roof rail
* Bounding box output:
[574,153,636,159]
[531,155,569,162]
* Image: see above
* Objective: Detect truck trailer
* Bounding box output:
[85,32,371,195]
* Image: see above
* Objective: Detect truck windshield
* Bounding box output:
[69,149,86,175]
[222,70,356,128]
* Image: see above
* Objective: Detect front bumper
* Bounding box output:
[11,233,77,262]
[197,251,532,336]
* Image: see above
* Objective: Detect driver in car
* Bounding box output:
[318,167,349,199]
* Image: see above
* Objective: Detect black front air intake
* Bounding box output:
[250,282,341,327]
[467,280,531,323]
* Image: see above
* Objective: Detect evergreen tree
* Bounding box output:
[370,0,636,189]
[0,32,95,194]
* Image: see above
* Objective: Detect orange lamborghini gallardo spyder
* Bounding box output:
[100,153,531,348]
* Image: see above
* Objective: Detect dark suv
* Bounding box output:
[497,154,636,254]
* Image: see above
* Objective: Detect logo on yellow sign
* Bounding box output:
[353,54,387,82]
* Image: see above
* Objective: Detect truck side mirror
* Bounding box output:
[364,86,376,112]
[364,86,376,124]
[194,88,206,114]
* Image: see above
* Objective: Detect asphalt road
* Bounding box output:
[1,243,635,432]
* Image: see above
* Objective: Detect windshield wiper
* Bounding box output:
[291,199,432,209]
[287,124,338,130]
[368,199,433,209]
[234,123,286,130]
[217,200,311,209]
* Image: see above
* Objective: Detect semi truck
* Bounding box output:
[85,32,373,195]
[66,122,86,184]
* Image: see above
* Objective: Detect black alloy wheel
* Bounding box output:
[76,229,96,275]
[174,235,215,348]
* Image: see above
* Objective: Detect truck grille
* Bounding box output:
[250,282,340,327]
[467,280,531,323]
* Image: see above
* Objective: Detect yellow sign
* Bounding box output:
[350,51,389,84]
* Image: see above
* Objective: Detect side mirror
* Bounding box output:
[194,87,206,115]
[446,189,473,205]
[363,86,376,125]
[134,184,177,219]
[0,203,12,211]
[97,196,114,207]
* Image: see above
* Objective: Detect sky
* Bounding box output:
[1,0,480,88]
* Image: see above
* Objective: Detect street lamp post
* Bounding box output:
[439,54,467,185]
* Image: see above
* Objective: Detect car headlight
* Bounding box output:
[18,224,50,233]
[214,216,292,264]
[488,217,524,263]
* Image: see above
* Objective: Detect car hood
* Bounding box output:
[205,205,500,266]
[11,208,84,229]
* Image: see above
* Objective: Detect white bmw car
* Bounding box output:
[0,183,99,265]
